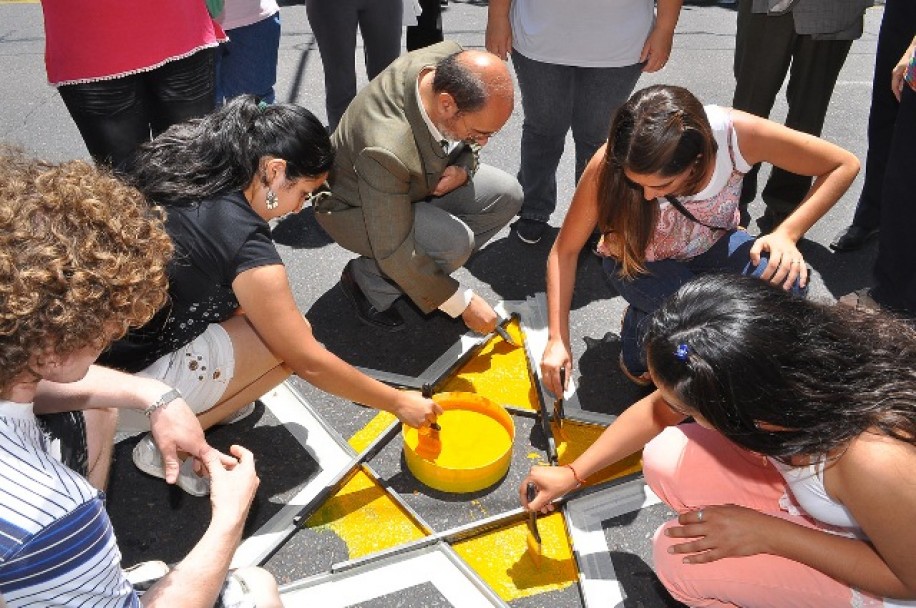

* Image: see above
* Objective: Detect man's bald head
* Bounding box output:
[431,50,514,114]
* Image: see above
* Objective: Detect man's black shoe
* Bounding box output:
[339,263,405,331]
[513,218,547,244]
[830,224,879,252]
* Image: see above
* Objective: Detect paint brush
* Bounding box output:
[552,367,569,442]
[494,316,519,347]
[415,384,441,460]
[553,367,566,428]
[525,482,543,564]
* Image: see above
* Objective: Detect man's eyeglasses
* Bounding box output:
[457,113,499,144]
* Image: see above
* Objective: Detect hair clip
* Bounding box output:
[257,100,269,112]
[674,343,690,361]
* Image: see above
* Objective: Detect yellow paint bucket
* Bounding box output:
[403,392,515,493]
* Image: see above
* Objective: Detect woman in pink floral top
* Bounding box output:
[541,85,859,392]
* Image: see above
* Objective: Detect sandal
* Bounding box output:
[618,353,653,387]
[838,288,882,315]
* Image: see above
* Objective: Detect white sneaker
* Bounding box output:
[216,401,257,426]
[123,560,169,592]
[132,434,210,497]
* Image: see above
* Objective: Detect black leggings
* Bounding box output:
[58,48,216,171]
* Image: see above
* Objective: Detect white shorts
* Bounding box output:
[117,324,236,433]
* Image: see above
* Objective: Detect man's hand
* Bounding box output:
[485,14,513,60]
[148,398,224,484]
[206,445,259,529]
[461,293,498,334]
[639,25,675,73]
[431,166,469,197]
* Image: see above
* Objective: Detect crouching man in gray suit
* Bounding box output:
[315,41,522,333]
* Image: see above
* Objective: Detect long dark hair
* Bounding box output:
[597,85,717,278]
[128,95,333,205]
[645,274,916,462]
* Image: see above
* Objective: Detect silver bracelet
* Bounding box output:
[143,388,182,417]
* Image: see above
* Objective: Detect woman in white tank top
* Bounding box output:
[524,274,916,607]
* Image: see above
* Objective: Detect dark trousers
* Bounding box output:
[851,0,916,230]
[58,48,216,171]
[406,0,443,51]
[305,0,402,131]
[732,0,852,219]
[871,84,916,317]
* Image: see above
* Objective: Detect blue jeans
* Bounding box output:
[511,51,642,223]
[215,12,282,105]
[604,229,808,375]
[350,165,523,310]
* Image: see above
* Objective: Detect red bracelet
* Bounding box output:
[564,463,585,487]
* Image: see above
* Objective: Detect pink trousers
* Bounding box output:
[643,424,884,608]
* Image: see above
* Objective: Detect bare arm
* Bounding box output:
[524,390,685,512]
[232,265,440,427]
[541,148,604,397]
[485,0,512,59]
[818,434,916,598]
[730,110,859,288]
[141,446,259,607]
[33,366,219,484]
[640,0,682,73]
[667,434,916,599]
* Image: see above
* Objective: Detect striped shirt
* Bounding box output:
[0,400,138,607]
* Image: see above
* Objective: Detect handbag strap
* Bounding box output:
[664,195,719,229]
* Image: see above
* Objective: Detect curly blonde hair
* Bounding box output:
[0,147,173,388]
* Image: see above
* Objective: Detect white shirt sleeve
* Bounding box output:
[438,287,474,317]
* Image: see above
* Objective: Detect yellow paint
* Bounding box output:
[404,409,510,468]
[557,421,643,484]
[323,321,641,600]
[304,468,426,558]
[440,319,537,411]
[348,410,397,453]
[453,513,577,601]
[403,393,514,493]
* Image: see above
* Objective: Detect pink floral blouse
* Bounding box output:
[598,106,748,262]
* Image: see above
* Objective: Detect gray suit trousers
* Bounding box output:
[350,164,523,311]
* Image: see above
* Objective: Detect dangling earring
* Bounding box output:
[266,189,279,210]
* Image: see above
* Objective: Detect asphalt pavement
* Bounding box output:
[0,2,887,606]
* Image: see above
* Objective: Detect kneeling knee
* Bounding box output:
[652,520,696,605]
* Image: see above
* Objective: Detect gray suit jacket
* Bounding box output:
[751,0,873,39]
[314,41,476,313]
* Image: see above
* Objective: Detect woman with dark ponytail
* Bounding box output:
[524,274,916,607]
[100,95,439,496]
[540,84,859,390]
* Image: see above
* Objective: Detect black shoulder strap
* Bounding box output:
[664,195,718,230]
